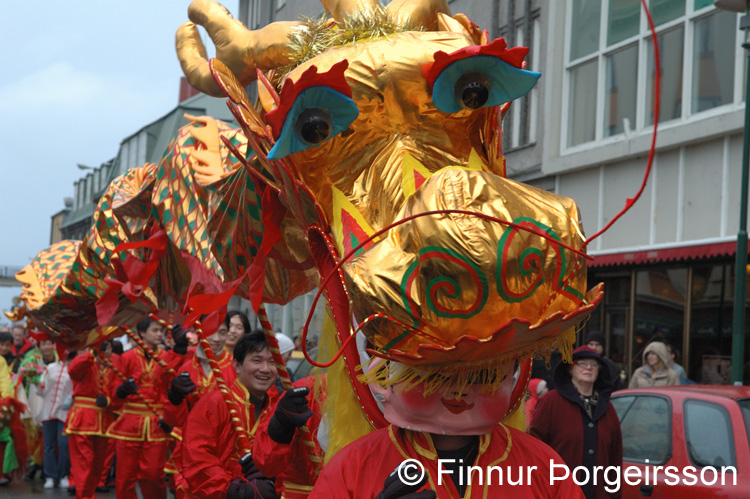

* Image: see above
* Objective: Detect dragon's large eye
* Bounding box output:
[267,87,358,160]
[423,40,541,115]
[266,61,359,160]
[431,55,540,114]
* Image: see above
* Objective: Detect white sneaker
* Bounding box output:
[44,478,55,489]
[59,476,69,488]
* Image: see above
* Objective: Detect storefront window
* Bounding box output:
[689,263,732,384]
[632,268,687,375]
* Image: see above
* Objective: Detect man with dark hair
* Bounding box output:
[106,318,189,499]
[182,332,279,498]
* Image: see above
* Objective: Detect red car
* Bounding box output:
[611,385,750,498]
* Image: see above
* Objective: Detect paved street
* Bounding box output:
[3,479,80,498]
[2,479,147,498]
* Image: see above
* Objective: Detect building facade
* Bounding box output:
[546,0,750,383]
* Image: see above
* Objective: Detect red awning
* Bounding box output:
[588,241,742,269]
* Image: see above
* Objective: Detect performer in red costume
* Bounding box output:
[64,340,119,499]
[253,375,326,499]
[165,320,237,498]
[182,331,278,499]
[106,318,189,499]
[311,360,584,498]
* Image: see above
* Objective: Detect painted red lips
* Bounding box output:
[441,398,475,414]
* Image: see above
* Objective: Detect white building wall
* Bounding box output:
[545,0,748,255]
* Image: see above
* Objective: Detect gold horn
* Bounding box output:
[176,0,299,97]
[386,0,452,31]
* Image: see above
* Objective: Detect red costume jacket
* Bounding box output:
[106,348,184,442]
[253,375,326,499]
[165,348,236,478]
[168,348,236,429]
[65,351,119,436]
[310,424,585,499]
[182,378,276,498]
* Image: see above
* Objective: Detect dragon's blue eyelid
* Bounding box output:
[268,87,359,160]
[432,55,541,114]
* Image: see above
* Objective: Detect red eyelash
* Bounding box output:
[265,60,351,139]
[421,38,530,90]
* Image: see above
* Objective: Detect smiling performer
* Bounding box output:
[182,331,279,499]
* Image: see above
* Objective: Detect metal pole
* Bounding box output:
[731,10,750,385]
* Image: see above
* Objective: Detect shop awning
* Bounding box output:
[588,239,745,269]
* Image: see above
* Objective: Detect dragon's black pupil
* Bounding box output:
[461,82,489,109]
[296,108,332,144]
[455,72,490,110]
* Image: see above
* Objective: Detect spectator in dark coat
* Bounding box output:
[529,345,623,499]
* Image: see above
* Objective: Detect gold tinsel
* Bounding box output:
[273,7,424,87]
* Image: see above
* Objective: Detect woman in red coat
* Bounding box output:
[528,346,623,499]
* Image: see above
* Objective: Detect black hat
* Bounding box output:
[585,330,605,347]
[571,345,603,364]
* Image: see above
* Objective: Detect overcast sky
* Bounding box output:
[0,1,236,323]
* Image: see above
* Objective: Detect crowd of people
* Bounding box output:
[0,313,317,499]
[0,319,695,499]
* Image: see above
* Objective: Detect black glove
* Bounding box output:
[167,372,197,405]
[239,453,268,481]
[157,419,173,434]
[375,464,436,499]
[226,478,277,499]
[95,395,109,408]
[172,324,189,355]
[115,378,138,399]
[267,387,312,444]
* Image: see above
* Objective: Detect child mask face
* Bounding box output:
[367,360,518,435]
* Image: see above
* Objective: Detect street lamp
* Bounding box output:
[715,0,750,384]
[76,163,96,171]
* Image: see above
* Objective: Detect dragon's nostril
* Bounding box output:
[455,72,490,110]
[296,108,332,144]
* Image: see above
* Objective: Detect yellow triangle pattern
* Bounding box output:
[331,186,378,256]
[401,153,433,200]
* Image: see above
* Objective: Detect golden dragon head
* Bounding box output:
[176,0,602,381]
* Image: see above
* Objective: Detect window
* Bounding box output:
[614,394,672,463]
[632,268,687,375]
[504,11,541,150]
[684,400,736,467]
[565,0,740,149]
